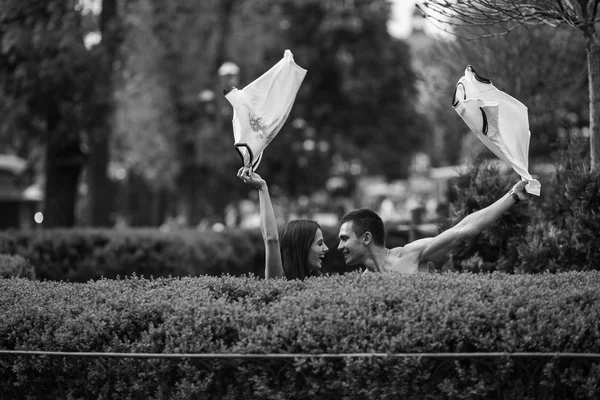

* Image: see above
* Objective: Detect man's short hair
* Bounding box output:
[340,208,385,247]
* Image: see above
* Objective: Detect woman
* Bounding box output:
[237,167,329,280]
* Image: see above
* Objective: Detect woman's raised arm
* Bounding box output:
[238,167,284,279]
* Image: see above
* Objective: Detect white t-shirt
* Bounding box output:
[453,65,541,195]
[225,50,307,170]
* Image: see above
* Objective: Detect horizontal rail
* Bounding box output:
[2,350,600,359]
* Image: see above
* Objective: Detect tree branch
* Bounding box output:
[594,0,600,19]
[419,0,597,37]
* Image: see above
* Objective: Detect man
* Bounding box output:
[337,180,529,274]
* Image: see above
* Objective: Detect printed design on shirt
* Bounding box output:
[486,108,499,137]
[249,114,281,140]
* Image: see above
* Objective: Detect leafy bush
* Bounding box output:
[0,254,35,279]
[436,159,534,273]
[439,135,600,274]
[517,136,600,272]
[0,228,266,282]
[0,226,365,281]
[1,272,599,399]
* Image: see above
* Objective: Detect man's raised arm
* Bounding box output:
[404,180,529,264]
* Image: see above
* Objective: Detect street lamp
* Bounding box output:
[216,61,240,129]
[197,89,216,112]
[218,61,240,92]
[204,62,241,224]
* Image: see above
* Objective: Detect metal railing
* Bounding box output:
[1,350,599,399]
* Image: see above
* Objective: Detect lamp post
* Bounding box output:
[218,62,240,87]
[216,62,240,135]
[177,59,239,229]
[196,88,216,146]
[193,62,240,227]
[197,89,216,117]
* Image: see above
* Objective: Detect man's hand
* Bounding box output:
[237,166,267,190]
[510,180,529,202]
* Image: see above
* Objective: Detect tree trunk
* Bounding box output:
[177,0,236,225]
[43,143,86,228]
[587,33,600,171]
[87,0,119,226]
[42,98,87,228]
[87,125,112,226]
[213,0,236,77]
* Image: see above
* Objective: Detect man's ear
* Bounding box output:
[362,231,372,245]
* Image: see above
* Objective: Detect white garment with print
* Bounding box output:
[225,49,307,170]
[453,66,541,195]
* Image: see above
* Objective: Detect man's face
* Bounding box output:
[337,221,366,265]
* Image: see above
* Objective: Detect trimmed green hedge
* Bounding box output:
[1,272,599,399]
[0,227,411,282]
[0,254,35,279]
[440,140,600,274]
[0,228,267,281]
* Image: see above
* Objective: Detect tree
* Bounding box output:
[235,0,430,199]
[84,0,122,227]
[111,0,182,226]
[415,24,587,165]
[419,0,600,171]
[111,0,431,224]
[0,0,96,227]
[112,0,246,226]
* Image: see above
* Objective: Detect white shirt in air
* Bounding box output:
[225,49,307,170]
[453,65,541,196]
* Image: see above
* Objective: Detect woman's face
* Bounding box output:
[307,228,329,273]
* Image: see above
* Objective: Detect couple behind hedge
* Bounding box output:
[238,167,529,280]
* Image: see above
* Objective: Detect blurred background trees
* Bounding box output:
[415,24,588,167]
[0,0,93,227]
[0,0,593,229]
[419,0,600,171]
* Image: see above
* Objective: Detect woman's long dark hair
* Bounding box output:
[280,220,321,280]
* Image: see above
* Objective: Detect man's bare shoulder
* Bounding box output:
[386,245,419,274]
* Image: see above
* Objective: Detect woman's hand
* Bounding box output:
[237,166,267,190]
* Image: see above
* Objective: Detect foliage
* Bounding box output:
[0,228,265,281]
[517,136,600,272]
[254,0,430,188]
[0,0,110,226]
[440,135,600,274]
[113,0,430,224]
[1,272,600,398]
[416,24,587,166]
[418,0,600,171]
[0,224,425,282]
[418,0,597,36]
[112,0,193,189]
[0,0,90,145]
[436,160,535,273]
[0,254,35,279]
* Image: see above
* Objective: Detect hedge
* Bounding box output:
[0,254,35,280]
[0,226,413,282]
[0,228,266,281]
[1,271,599,399]
[440,140,600,274]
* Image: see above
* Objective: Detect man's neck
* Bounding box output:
[362,246,389,272]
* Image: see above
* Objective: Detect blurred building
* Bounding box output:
[0,154,42,229]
